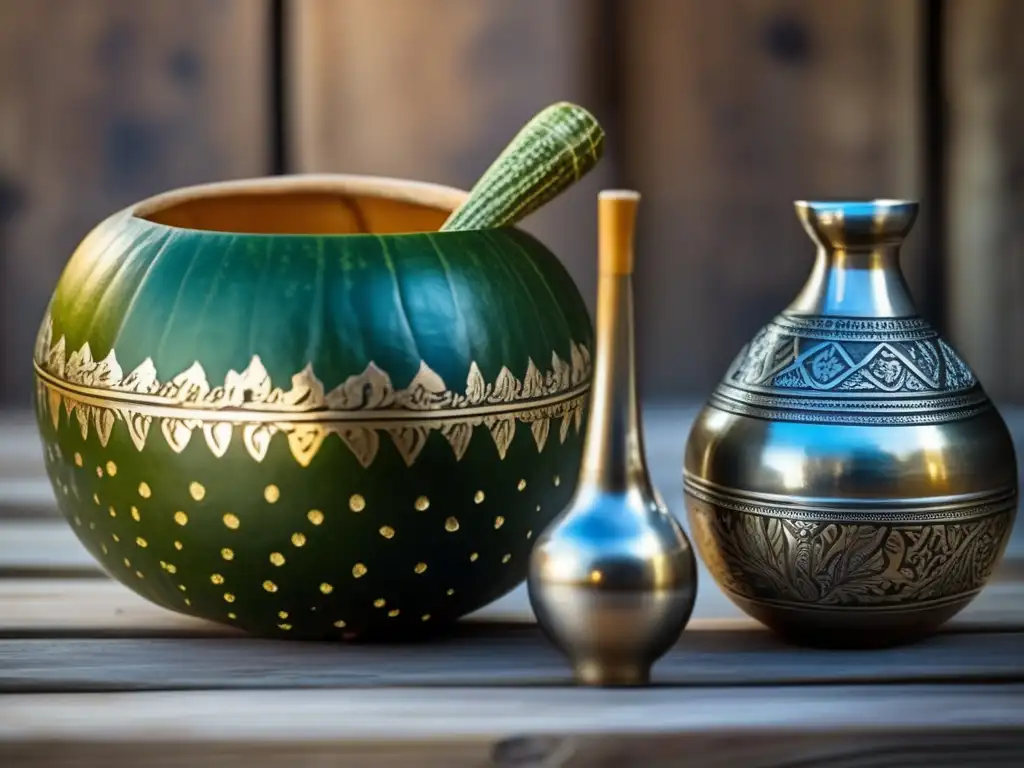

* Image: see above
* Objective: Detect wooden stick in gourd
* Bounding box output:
[441,101,605,231]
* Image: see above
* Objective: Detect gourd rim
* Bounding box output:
[126,173,524,239]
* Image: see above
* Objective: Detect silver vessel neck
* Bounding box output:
[786,200,919,319]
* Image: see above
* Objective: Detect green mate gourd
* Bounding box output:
[33,103,604,640]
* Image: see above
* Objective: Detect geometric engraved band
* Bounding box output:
[717,313,983,425]
[708,390,990,426]
[684,474,1017,524]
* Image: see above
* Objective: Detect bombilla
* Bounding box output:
[526,189,698,686]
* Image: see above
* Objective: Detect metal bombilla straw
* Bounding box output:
[527,189,698,687]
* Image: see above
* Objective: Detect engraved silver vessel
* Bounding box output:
[684,199,1018,648]
[529,190,697,685]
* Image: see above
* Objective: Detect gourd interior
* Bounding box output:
[135,176,466,235]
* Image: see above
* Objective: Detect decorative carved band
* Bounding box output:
[33,313,591,467]
[713,314,984,424]
[686,480,1016,610]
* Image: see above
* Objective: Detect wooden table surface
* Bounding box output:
[2,403,1023,767]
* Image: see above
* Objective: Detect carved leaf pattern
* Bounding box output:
[693,502,1013,607]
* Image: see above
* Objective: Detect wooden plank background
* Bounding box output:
[0,0,271,404]
[0,0,1021,403]
[946,0,1024,401]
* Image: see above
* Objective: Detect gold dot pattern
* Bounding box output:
[101,544,108,555]
[111,534,120,542]
[73,516,81,527]
[184,598,191,605]
[554,475,561,486]
[49,442,544,635]
[278,623,291,631]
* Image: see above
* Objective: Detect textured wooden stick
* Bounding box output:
[441,102,604,231]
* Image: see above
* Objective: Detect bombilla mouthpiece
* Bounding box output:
[598,190,640,275]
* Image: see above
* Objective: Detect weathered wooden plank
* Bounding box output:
[0,0,271,406]
[1,627,1022,693]
[1,685,1021,768]
[287,0,612,318]
[622,0,925,396]
[3,574,1023,637]
[946,0,1024,400]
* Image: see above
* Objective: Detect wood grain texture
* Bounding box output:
[2,627,1022,693]
[1,685,1022,767]
[946,0,1024,401]
[287,0,612,316]
[622,0,925,396]
[0,0,270,405]
[3,574,1023,637]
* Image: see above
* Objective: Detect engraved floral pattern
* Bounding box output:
[688,496,1013,608]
